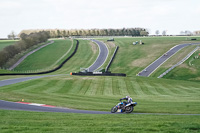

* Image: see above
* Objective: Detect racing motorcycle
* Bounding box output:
[111,100,137,113]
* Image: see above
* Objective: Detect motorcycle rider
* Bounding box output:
[120,96,133,109]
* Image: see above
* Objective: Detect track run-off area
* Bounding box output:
[0,38,200,116]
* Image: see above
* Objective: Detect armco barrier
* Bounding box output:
[71,72,126,77]
[0,40,79,76]
[105,46,119,72]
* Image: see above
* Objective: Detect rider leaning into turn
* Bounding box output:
[120,96,133,108]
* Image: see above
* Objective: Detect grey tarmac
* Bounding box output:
[88,39,108,72]
[0,100,200,115]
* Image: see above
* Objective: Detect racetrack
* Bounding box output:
[138,43,200,77]
[0,40,200,115]
[88,39,108,72]
[1,100,200,115]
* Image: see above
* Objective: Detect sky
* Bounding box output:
[1,0,200,37]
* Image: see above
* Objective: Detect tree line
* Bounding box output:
[0,31,50,68]
[19,28,149,38]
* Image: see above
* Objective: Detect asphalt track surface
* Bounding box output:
[88,39,108,72]
[8,40,54,70]
[0,75,63,87]
[138,43,200,77]
[1,100,200,115]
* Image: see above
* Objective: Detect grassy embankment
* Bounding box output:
[14,39,74,72]
[0,40,52,73]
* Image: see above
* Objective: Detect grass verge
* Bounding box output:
[0,110,200,133]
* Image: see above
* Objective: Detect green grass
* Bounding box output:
[0,40,18,50]
[0,75,200,114]
[14,39,73,72]
[1,110,200,133]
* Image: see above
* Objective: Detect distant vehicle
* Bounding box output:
[107,38,114,41]
[111,100,137,113]
[164,53,167,56]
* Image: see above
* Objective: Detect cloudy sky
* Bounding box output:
[1,0,200,37]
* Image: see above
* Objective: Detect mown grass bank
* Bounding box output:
[0,110,200,133]
[0,75,199,114]
[14,39,73,72]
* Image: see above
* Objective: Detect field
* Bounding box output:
[0,40,18,51]
[1,36,200,132]
[1,110,200,133]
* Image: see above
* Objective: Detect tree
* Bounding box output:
[7,31,16,40]
[155,30,160,35]
[162,30,167,36]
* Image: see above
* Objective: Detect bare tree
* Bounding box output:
[7,31,16,40]
[155,30,159,36]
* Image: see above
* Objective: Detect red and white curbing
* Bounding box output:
[17,102,56,107]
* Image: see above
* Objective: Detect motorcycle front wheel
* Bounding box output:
[111,106,118,113]
[125,106,133,113]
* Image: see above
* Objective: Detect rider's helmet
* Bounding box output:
[126,96,130,98]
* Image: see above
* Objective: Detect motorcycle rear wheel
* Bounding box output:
[111,106,118,113]
[125,106,133,113]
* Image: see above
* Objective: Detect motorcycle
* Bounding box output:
[111,100,137,113]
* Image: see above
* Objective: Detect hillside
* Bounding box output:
[0,40,18,51]
[97,37,200,76]
[13,39,74,72]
